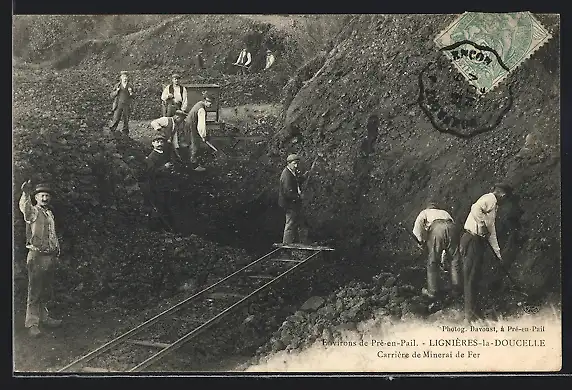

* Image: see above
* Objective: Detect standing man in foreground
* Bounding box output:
[412,202,460,300]
[18,180,62,337]
[110,70,135,135]
[278,154,306,244]
[459,183,513,323]
[185,92,213,172]
[161,74,188,117]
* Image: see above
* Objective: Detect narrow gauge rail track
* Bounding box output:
[57,243,334,373]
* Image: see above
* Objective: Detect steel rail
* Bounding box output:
[128,250,324,372]
[57,247,282,372]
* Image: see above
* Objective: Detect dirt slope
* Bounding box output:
[261,14,561,296]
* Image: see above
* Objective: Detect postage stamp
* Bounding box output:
[434,12,553,95]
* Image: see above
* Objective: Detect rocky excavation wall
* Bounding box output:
[261,14,561,297]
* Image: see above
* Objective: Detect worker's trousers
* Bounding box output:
[284,203,308,244]
[426,219,460,296]
[110,104,130,133]
[458,230,487,322]
[25,250,55,328]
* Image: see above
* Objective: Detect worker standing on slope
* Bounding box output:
[459,183,512,323]
[233,48,252,75]
[412,202,460,300]
[184,92,213,172]
[161,73,188,117]
[109,70,135,135]
[278,154,308,244]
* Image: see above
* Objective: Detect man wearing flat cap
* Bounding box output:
[161,74,188,117]
[184,92,213,172]
[144,132,176,231]
[18,180,62,337]
[459,182,513,323]
[150,109,188,167]
[110,70,135,135]
[278,153,307,244]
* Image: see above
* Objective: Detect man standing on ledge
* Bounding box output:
[412,201,460,300]
[459,183,512,323]
[161,73,188,117]
[109,70,134,135]
[185,92,213,172]
[278,154,307,244]
[19,180,62,337]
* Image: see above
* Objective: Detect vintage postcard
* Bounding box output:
[12,13,561,375]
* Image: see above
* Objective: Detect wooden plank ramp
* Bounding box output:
[272,243,335,251]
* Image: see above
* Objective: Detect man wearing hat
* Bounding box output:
[150,109,188,167]
[459,183,513,323]
[184,92,213,172]
[278,153,307,244]
[161,73,188,117]
[412,201,460,300]
[18,180,62,337]
[264,49,276,71]
[110,70,135,135]
[144,132,176,231]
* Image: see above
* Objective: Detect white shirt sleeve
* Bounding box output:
[412,210,427,243]
[245,52,252,66]
[197,108,207,138]
[181,87,188,112]
[161,86,170,102]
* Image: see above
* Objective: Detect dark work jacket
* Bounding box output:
[278,167,304,210]
[145,150,173,191]
[111,82,134,112]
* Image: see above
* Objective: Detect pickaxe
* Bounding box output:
[485,241,529,298]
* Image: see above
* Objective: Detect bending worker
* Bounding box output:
[459,183,512,323]
[412,202,460,300]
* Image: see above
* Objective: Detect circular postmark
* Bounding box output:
[418,52,514,138]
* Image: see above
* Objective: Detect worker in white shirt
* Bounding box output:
[185,92,213,172]
[233,48,252,75]
[412,202,459,300]
[460,183,513,322]
[150,110,188,166]
[161,73,188,117]
[264,49,276,70]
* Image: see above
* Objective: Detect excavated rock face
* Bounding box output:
[274,14,560,295]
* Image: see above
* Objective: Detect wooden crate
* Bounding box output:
[183,83,221,123]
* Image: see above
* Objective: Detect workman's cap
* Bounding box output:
[494,183,513,195]
[153,133,167,141]
[267,49,272,52]
[120,70,129,75]
[287,154,300,163]
[426,201,438,209]
[172,73,181,79]
[174,109,187,117]
[33,184,53,196]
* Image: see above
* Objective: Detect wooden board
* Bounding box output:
[273,243,335,251]
[126,340,172,349]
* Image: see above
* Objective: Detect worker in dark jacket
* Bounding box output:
[278,154,307,244]
[109,70,135,135]
[184,92,213,172]
[144,133,176,232]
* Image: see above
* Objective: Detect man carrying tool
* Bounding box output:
[109,70,135,135]
[161,73,188,117]
[18,180,63,337]
[150,109,188,168]
[233,47,252,75]
[144,132,177,232]
[278,154,307,244]
[412,202,460,300]
[459,183,513,323]
[185,92,213,172]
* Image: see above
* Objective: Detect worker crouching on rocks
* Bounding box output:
[144,132,177,232]
[278,154,309,244]
[185,92,213,172]
[18,180,63,338]
[412,202,461,300]
[459,183,512,323]
[150,109,188,168]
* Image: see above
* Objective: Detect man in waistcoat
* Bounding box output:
[184,92,213,172]
[19,180,63,338]
[150,110,188,167]
[233,48,252,75]
[161,73,188,117]
[109,70,135,135]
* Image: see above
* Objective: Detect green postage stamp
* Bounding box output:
[434,12,553,95]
